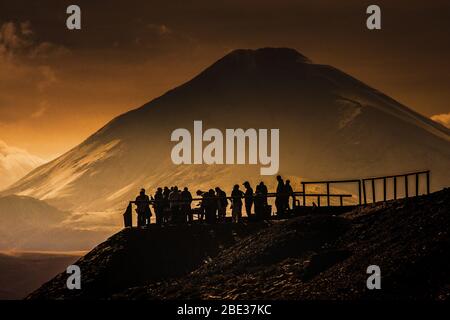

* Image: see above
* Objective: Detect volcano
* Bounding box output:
[2,48,449,219]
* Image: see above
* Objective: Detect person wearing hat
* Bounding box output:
[243,181,254,217]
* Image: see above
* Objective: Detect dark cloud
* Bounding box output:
[0,20,66,127]
[0,0,449,158]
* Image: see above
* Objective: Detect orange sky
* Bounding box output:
[1,0,449,159]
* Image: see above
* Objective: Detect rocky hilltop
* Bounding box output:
[28,189,450,300]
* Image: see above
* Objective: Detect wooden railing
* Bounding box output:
[361,170,430,204]
[300,179,361,206]
[129,170,431,209]
[130,192,353,207]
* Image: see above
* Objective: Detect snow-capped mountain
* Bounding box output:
[3,48,450,215]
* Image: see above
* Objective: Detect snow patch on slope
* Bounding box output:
[0,140,45,190]
[15,139,121,201]
[337,98,362,129]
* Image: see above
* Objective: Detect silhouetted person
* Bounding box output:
[259,181,268,206]
[123,202,133,227]
[243,181,253,217]
[135,188,151,227]
[153,187,164,225]
[181,187,193,223]
[254,184,264,220]
[196,190,206,221]
[285,179,295,211]
[275,175,286,215]
[204,189,218,224]
[169,186,181,223]
[163,187,171,223]
[231,184,244,223]
[312,201,318,213]
[215,187,227,222]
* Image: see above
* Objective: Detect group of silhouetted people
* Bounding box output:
[125,175,296,228]
[134,186,194,227]
[275,175,295,215]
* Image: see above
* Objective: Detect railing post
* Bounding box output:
[383,177,387,202]
[363,180,367,205]
[317,196,320,207]
[326,182,330,206]
[302,182,306,206]
[340,195,343,206]
[426,171,430,194]
[405,175,409,198]
[394,176,397,200]
[358,180,362,205]
[371,179,376,203]
[415,173,419,196]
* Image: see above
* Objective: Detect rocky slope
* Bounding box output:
[26,221,269,299]
[28,188,450,300]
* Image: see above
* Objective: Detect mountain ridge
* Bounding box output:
[2,48,449,217]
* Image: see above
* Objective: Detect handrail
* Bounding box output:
[300,179,361,206]
[128,170,430,208]
[361,170,430,204]
[130,192,353,204]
